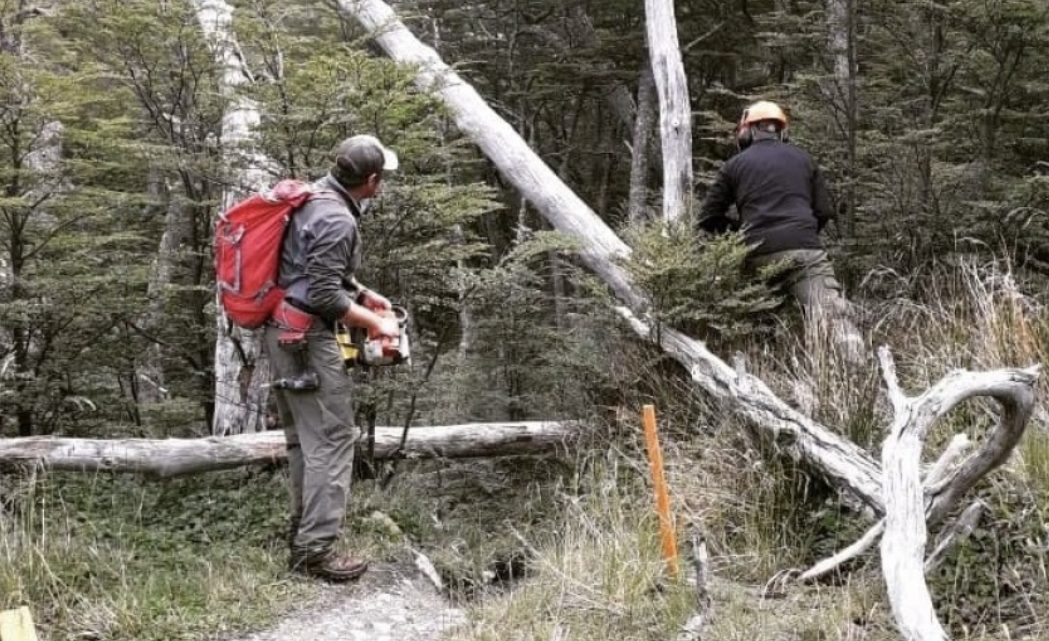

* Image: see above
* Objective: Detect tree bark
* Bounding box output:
[192,0,275,435]
[644,0,693,223]
[0,421,578,478]
[827,0,858,236]
[628,64,657,224]
[337,0,887,510]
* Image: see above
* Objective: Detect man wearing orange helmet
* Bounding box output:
[698,100,863,359]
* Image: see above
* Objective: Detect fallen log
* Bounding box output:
[0,421,578,479]
[338,0,885,512]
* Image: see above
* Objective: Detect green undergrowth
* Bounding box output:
[0,455,579,641]
[0,468,307,641]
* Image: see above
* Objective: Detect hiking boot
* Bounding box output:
[290,549,369,583]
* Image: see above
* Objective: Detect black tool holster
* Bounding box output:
[271,301,319,391]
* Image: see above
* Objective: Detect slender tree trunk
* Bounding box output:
[628,64,657,224]
[137,178,186,404]
[7,69,65,436]
[644,0,693,223]
[192,0,275,435]
[431,17,475,363]
[827,0,858,236]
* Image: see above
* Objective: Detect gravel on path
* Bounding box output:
[227,563,466,641]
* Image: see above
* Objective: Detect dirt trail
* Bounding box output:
[228,563,466,641]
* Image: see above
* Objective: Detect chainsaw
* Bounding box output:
[335,305,410,367]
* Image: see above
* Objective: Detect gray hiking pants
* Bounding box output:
[263,321,358,554]
[749,249,864,359]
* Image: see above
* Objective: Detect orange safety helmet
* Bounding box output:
[736,101,789,149]
[738,100,788,130]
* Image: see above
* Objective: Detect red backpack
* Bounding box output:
[214,180,314,329]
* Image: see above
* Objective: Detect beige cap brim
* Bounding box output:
[380,146,399,172]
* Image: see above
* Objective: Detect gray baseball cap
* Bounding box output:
[331,134,399,186]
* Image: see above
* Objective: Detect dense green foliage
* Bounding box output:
[3,0,1049,434]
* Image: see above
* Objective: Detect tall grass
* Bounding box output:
[453,450,697,641]
[581,256,1049,638]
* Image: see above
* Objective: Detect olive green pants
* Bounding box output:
[749,249,864,360]
[263,322,358,554]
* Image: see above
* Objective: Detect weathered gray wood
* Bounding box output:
[878,347,1038,641]
[677,528,711,641]
[0,422,578,478]
[644,0,693,222]
[339,0,887,511]
[138,180,185,405]
[799,434,971,582]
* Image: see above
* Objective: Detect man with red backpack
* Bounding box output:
[264,135,400,582]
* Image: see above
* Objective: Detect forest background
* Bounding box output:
[2,0,1049,640]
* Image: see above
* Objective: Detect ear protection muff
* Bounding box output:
[736,125,754,150]
[735,108,753,150]
[736,122,789,150]
[736,101,790,150]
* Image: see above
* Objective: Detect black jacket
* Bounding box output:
[278,174,363,323]
[697,139,834,256]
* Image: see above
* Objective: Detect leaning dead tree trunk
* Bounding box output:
[193,0,275,435]
[339,0,886,511]
[0,421,577,478]
[644,0,693,223]
[877,347,1038,641]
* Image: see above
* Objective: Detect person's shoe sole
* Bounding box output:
[292,561,369,583]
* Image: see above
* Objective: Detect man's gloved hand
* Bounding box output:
[358,288,391,312]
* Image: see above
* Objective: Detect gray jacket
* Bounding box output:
[278,174,363,324]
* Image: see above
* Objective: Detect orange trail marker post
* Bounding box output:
[641,404,679,579]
